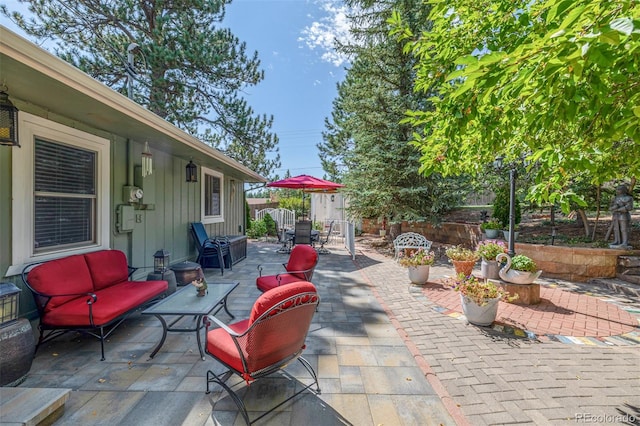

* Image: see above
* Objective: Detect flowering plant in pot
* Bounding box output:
[398,248,435,267]
[447,273,517,326]
[476,240,508,280]
[399,248,435,285]
[445,246,479,276]
[447,273,513,306]
[475,240,508,261]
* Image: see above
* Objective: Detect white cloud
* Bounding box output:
[299,0,355,67]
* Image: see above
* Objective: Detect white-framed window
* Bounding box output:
[7,112,110,276]
[201,166,224,224]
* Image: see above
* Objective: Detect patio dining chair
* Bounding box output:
[256,245,318,292]
[190,222,232,275]
[316,220,335,254]
[293,220,313,246]
[204,281,320,425]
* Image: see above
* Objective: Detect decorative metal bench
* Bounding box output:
[393,232,432,260]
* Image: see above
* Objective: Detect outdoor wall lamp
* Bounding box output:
[186,160,198,182]
[0,90,19,147]
[153,249,170,274]
[494,155,517,257]
[331,194,335,202]
[141,141,153,177]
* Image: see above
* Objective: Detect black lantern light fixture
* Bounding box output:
[0,90,19,147]
[153,249,170,274]
[186,160,198,183]
[0,283,21,327]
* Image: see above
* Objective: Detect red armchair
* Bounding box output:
[204,281,320,425]
[256,245,319,292]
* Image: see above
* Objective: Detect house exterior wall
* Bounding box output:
[0,108,249,319]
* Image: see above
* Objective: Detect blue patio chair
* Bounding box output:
[190,222,233,275]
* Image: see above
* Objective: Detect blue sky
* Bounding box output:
[224,0,347,179]
[3,0,350,180]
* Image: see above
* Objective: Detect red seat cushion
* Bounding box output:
[285,245,318,280]
[42,280,168,327]
[256,274,308,293]
[206,319,250,373]
[84,250,130,291]
[27,254,93,312]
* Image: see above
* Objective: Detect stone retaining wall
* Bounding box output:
[362,219,640,282]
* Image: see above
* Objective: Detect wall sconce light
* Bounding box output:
[0,283,21,327]
[230,179,236,200]
[153,249,170,274]
[141,141,153,177]
[331,194,335,202]
[0,91,19,147]
[186,160,197,182]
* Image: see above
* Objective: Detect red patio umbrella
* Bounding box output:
[267,174,344,217]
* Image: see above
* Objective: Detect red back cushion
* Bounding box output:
[249,281,317,324]
[285,245,318,279]
[84,250,130,290]
[27,254,93,312]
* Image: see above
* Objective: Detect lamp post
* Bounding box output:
[494,156,517,257]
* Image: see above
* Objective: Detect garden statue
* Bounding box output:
[609,184,634,249]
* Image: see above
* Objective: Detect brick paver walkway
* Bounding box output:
[354,244,640,426]
[423,281,640,339]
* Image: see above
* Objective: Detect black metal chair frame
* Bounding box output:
[316,220,335,254]
[204,289,320,425]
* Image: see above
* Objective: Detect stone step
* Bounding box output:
[0,387,70,426]
[589,277,640,298]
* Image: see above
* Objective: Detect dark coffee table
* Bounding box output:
[142,281,238,360]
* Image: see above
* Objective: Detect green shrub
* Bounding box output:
[263,213,277,236]
[492,185,521,228]
[246,219,267,238]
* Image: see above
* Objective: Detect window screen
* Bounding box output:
[34,138,96,251]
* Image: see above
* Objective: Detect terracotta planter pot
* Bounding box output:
[452,260,476,276]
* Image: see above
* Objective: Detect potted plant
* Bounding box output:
[475,240,508,280]
[446,273,516,326]
[495,253,542,284]
[445,245,479,276]
[398,248,435,285]
[480,219,502,239]
[502,224,520,243]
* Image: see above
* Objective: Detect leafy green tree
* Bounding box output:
[391,0,640,212]
[319,0,465,226]
[3,0,280,176]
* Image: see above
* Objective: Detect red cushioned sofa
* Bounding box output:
[22,250,168,360]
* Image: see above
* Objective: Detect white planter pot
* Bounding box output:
[480,259,500,280]
[460,294,500,326]
[496,253,542,284]
[407,265,430,285]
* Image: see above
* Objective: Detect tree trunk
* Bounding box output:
[576,209,591,237]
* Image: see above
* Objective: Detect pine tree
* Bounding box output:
[318,0,466,224]
[3,0,280,176]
